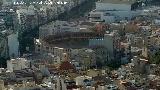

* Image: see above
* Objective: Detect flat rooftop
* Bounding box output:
[97,0,136,4]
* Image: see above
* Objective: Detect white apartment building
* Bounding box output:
[89,0,140,23]
[0,31,19,59]
[7,58,30,72]
[7,32,19,58]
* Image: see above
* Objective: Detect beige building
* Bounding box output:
[0,80,5,90]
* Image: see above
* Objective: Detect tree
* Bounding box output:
[0,0,2,6]
[150,51,160,64]
[0,57,8,68]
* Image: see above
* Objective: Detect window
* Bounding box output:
[46,47,49,50]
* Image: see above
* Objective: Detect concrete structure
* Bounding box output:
[72,48,96,68]
[89,30,120,61]
[89,11,116,23]
[89,0,140,23]
[7,58,30,72]
[132,56,150,74]
[39,20,86,39]
[0,31,19,59]
[36,29,121,65]
[7,32,19,58]
[75,76,92,86]
[103,31,120,60]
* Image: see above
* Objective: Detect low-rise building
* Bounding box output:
[7,58,30,72]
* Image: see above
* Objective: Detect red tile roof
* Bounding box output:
[59,61,75,71]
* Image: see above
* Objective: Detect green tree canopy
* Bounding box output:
[150,51,160,64]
